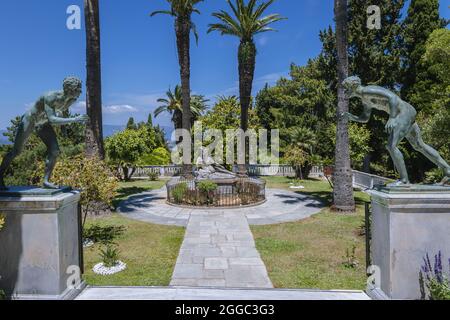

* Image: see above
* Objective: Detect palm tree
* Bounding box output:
[151,0,203,176]
[84,0,105,159]
[154,85,208,130]
[208,0,285,174]
[333,0,355,211]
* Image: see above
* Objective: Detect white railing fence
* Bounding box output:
[129,165,391,190]
[352,170,393,190]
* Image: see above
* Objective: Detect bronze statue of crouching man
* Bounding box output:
[0,77,89,190]
[342,76,450,186]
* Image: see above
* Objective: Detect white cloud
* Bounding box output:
[71,100,86,113]
[103,104,138,114]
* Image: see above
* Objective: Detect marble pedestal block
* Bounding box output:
[368,186,450,300]
[0,187,85,300]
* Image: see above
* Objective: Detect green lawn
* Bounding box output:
[83,178,185,286]
[252,176,370,290]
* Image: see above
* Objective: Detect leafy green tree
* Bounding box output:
[139,147,171,166]
[151,0,204,176]
[201,95,259,131]
[419,29,450,182]
[401,0,446,113]
[283,146,308,180]
[255,60,334,163]
[105,127,156,180]
[208,0,285,173]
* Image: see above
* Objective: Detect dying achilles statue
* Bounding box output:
[195,147,237,180]
[0,77,89,190]
[342,76,450,186]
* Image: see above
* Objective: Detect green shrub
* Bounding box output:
[148,171,159,181]
[197,180,218,205]
[424,168,444,184]
[83,224,126,245]
[33,155,119,226]
[172,183,188,204]
[197,180,218,193]
[99,244,120,268]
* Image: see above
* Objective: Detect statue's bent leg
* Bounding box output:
[406,123,450,184]
[386,123,410,185]
[36,124,60,189]
[0,117,33,190]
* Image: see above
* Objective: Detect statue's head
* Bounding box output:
[343,76,362,95]
[63,77,82,99]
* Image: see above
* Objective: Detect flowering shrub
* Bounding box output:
[419,251,450,300]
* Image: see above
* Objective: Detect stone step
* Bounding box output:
[76,286,371,300]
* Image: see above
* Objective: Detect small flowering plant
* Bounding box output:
[419,251,450,300]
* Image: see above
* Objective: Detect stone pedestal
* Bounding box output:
[368,186,450,300]
[0,187,85,300]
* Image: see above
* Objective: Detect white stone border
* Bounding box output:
[93,261,127,276]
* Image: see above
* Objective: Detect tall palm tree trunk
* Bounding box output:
[333,0,355,211]
[176,15,193,177]
[84,0,104,159]
[237,40,256,175]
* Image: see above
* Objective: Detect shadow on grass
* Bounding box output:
[267,176,369,208]
[112,186,155,209]
[118,193,165,213]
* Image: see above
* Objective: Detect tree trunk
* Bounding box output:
[84,0,104,159]
[333,0,355,211]
[237,40,256,176]
[176,16,193,177]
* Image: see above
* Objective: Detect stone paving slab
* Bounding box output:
[76,286,371,300]
[118,187,324,226]
[170,213,273,288]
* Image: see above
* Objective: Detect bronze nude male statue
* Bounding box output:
[342,76,450,186]
[0,77,89,190]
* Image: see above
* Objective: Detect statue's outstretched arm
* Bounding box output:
[45,105,88,125]
[343,105,372,124]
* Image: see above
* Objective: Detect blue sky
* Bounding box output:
[0,0,448,130]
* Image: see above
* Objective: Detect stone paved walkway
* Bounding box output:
[118,187,324,227]
[170,211,272,288]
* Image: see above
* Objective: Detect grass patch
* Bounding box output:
[252,176,369,290]
[83,214,184,286]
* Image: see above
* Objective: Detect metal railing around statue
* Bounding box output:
[166,177,266,208]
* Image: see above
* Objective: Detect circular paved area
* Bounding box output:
[118,187,325,226]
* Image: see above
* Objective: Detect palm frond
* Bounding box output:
[209,0,285,41]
